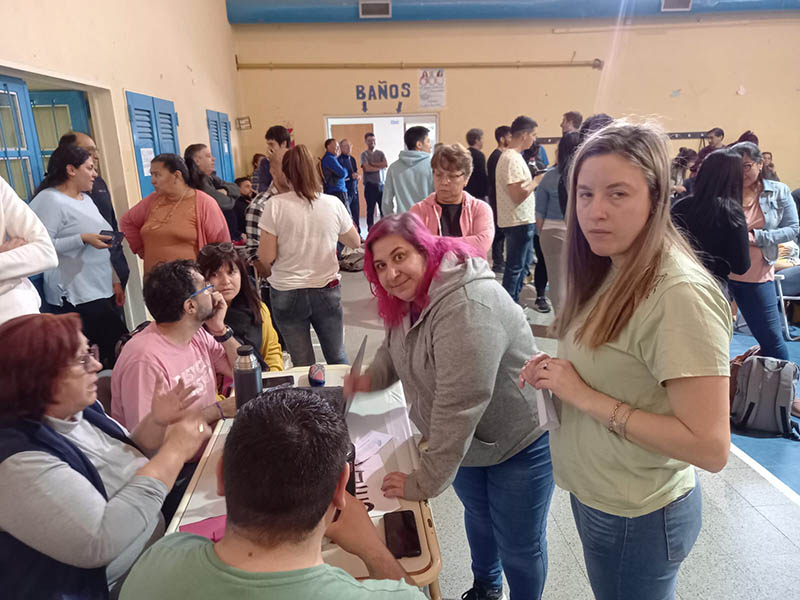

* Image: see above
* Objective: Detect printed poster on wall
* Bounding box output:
[141,147,155,176]
[418,69,446,108]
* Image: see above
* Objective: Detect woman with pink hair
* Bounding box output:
[345,212,553,600]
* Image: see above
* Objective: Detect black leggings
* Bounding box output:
[533,234,548,297]
[51,297,128,369]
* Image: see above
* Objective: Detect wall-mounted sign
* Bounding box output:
[418,69,445,108]
[236,116,252,130]
[355,81,412,101]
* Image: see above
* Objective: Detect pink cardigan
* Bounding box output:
[120,190,231,257]
[409,191,494,257]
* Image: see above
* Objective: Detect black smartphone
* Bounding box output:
[99,230,124,246]
[383,510,422,559]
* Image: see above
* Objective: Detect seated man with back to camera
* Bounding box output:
[112,259,240,430]
[120,388,426,599]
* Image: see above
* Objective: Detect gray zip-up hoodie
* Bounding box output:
[381,150,434,215]
[366,254,546,500]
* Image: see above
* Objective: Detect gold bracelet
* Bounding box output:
[608,401,623,433]
[620,407,638,441]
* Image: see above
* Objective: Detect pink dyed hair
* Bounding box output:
[363,213,480,327]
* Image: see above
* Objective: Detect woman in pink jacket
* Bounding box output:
[121,154,230,275]
[410,143,494,257]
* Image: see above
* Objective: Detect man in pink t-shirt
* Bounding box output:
[112,260,240,429]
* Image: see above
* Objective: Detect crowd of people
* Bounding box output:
[0,108,797,600]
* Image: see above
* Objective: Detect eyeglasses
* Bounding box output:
[199,242,235,256]
[76,345,100,372]
[433,171,465,183]
[188,283,214,299]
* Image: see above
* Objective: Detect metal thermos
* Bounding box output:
[233,345,262,410]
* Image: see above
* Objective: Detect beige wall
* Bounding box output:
[233,13,800,186]
[0,0,240,209]
[1,0,241,323]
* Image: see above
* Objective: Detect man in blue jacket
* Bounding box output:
[337,138,361,234]
[321,138,350,215]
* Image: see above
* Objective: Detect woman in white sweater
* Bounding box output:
[0,176,57,325]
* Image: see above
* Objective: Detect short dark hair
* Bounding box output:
[151,153,190,186]
[510,116,538,136]
[578,113,614,142]
[563,111,583,129]
[404,126,429,151]
[494,126,511,143]
[324,138,337,151]
[223,388,350,546]
[265,125,291,147]
[364,132,375,141]
[143,260,199,324]
[57,132,79,147]
[235,176,251,186]
[707,127,725,139]
[466,128,483,146]
[734,130,758,146]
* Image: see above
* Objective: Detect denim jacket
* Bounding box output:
[753,179,799,265]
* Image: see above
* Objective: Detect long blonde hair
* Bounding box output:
[555,120,700,348]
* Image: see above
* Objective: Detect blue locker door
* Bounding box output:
[206,109,223,178]
[219,114,234,182]
[125,91,159,197]
[206,109,234,182]
[154,98,179,156]
[0,76,44,202]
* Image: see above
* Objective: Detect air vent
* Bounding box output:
[359,0,391,19]
[661,0,692,11]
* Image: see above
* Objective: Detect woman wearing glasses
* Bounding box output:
[121,154,230,276]
[197,243,283,372]
[0,313,210,599]
[409,143,494,257]
[728,142,798,360]
[258,145,361,366]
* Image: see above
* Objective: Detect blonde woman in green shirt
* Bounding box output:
[519,121,732,600]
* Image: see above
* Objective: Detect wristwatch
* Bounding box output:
[211,325,233,343]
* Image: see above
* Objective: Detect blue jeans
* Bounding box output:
[452,434,554,600]
[347,189,361,234]
[269,285,348,366]
[501,223,535,303]
[729,279,790,360]
[571,481,702,600]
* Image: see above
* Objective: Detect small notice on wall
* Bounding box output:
[418,69,446,108]
[141,147,155,176]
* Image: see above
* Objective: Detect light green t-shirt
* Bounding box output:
[549,247,732,518]
[120,533,425,600]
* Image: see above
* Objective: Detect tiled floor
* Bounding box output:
[335,271,800,600]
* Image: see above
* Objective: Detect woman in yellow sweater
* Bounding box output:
[197,243,283,371]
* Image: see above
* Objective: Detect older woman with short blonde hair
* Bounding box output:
[409,143,493,256]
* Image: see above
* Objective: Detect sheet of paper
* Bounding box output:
[355,430,393,465]
[537,389,560,431]
[354,453,401,516]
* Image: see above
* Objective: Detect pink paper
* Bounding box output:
[179,515,227,541]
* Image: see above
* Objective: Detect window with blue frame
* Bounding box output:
[30,91,91,177]
[0,76,44,202]
[206,109,234,182]
[126,91,179,197]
